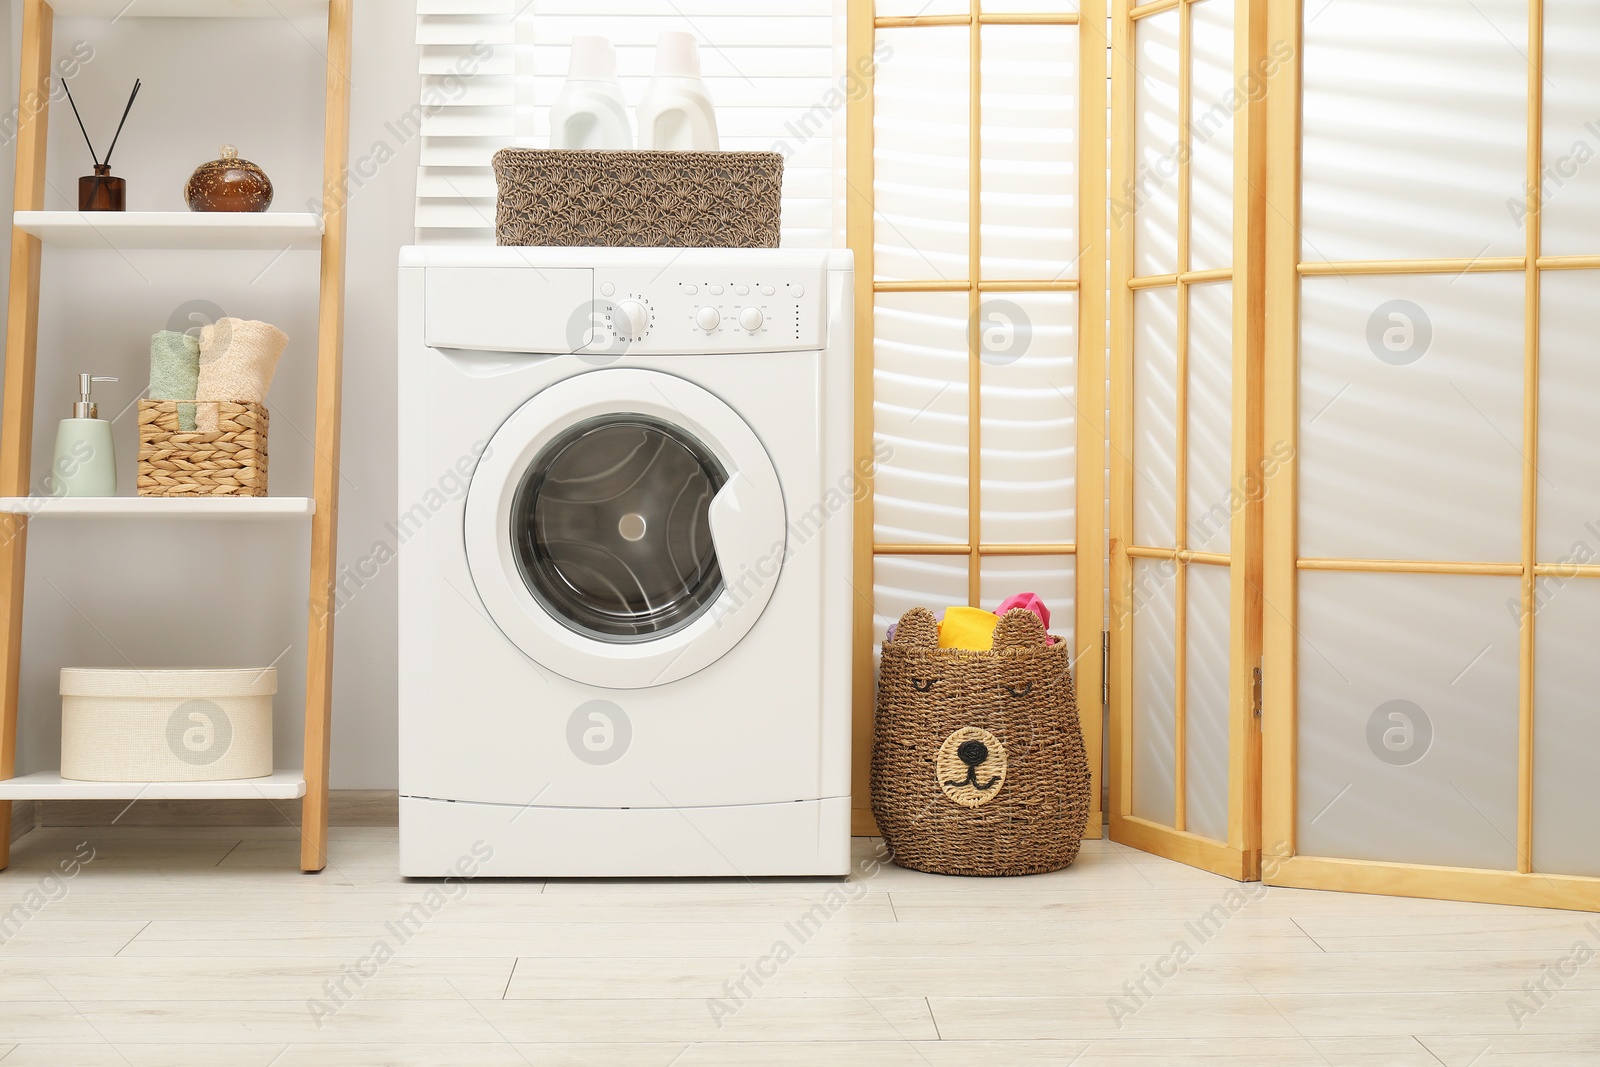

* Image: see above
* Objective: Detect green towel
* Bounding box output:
[150,330,200,431]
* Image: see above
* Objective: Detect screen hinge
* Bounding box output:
[1251,659,1264,718]
[1101,630,1110,714]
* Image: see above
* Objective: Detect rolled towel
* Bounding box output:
[149,330,201,431]
[196,318,288,432]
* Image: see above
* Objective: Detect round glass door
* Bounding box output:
[509,415,728,643]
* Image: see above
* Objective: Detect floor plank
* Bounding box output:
[1,826,1597,1062]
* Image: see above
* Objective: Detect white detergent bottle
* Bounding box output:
[550,35,632,150]
[636,31,719,151]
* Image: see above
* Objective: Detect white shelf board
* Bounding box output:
[46,0,327,17]
[14,211,324,250]
[0,497,315,520]
[0,770,306,801]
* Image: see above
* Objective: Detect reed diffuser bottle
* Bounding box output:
[63,77,141,212]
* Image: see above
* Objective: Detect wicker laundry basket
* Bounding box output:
[872,607,1093,876]
[492,148,783,248]
[60,668,276,782]
[137,399,268,497]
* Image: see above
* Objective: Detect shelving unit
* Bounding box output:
[14,211,324,250]
[0,0,352,872]
[0,497,316,519]
[0,770,307,801]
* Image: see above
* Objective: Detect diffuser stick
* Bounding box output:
[102,79,141,167]
[60,78,100,166]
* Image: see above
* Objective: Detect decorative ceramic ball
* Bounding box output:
[185,145,273,212]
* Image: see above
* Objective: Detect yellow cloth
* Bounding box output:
[939,606,1000,651]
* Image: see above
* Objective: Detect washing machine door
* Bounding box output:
[464,369,787,689]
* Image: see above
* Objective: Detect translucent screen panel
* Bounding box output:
[1300,0,1528,263]
[1299,273,1523,563]
[1188,0,1235,273]
[981,293,1077,546]
[1185,562,1230,843]
[986,0,1079,11]
[1131,557,1178,826]
[874,293,969,545]
[1296,571,1520,871]
[1133,9,1181,279]
[1187,281,1232,555]
[1541,2,1600,256]
[980,555,1076,653]
[877,0,967,14]
[1533,578,1600,877]
[873,555,970,649]
[980,23,1078,281]
[1133,286,1179,549]
[874,28,970,282]
[1537,271,1600,561]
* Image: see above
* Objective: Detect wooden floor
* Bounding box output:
[1,827,1597,1065]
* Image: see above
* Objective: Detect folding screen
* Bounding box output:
[847,0,1108,836]
[1263,0,1600,909]
[1107,0,1266,879]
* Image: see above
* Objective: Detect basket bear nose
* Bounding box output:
[957,739,989,768]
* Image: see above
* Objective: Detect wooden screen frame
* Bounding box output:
[1261,0,1600,912]
[847,0,1108,838]
[1107,0,1266,881]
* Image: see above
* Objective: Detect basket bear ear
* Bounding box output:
[993,607,1048,649]
[891,607,940,648]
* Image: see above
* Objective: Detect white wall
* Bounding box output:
[3,2,422,787]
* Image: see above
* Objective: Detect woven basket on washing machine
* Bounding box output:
[871,607,1092,876]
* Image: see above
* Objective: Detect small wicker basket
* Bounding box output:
[137,400,268,497]
[871,607,1093,876]
[492,148,783,248]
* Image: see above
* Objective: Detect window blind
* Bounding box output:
[414,0,844,247]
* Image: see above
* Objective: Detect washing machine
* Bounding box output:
[396,246,854,878]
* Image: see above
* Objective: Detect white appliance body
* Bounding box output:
[397,247,854,877]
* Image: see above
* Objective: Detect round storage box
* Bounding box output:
[60,668,276,782]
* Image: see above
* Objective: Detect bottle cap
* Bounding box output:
[567,35,618,82]
[654,31,702,79]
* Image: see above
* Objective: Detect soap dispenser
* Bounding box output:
[53,374,118,497]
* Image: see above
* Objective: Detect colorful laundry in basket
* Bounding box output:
[883,593,1058,650]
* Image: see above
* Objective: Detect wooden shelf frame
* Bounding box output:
[0,0,352,874]
[848,0,1109,840]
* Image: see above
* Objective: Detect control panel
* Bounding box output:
[589,268,826,355]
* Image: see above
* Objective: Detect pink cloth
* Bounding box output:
[997,592,1049,630]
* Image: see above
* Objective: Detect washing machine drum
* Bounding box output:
[464,369,787,689]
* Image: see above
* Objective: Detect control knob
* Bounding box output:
[616,299,651,338]
[738,307,765,332]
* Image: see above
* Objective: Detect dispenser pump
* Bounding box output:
[72,374,117,419]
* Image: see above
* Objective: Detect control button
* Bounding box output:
[616,299,650,337]
[735,284,750,296]
[683,283,698,295]
[695,306,722,331]
[739,307,765,332]
[708,284,724,296]
[789,283,805,298]
[600,282,616,297]
[760,285,776,296]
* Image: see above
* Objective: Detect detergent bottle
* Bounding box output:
[635,32,719,151]
[550,36,632,150]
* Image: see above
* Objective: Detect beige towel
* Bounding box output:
[196,318,288,432]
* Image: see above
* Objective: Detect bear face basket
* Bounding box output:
[871,607,1093,876]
